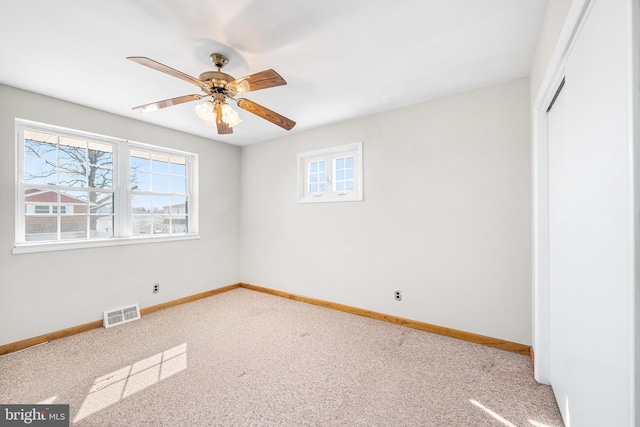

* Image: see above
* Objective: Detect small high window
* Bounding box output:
[297,142,363,203]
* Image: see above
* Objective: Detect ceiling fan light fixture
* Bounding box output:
[194,101,217,126]
[195,100,242,128]
[220,102,242,127]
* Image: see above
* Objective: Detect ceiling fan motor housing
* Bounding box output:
[199,70,237,97]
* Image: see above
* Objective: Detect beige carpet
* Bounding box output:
[0,288,563,426]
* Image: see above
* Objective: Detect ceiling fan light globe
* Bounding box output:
[220,103,243,127]
[195,101,217,126]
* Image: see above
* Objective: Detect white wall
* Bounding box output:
[531,0,638,424]
[0,84,241,346]
[241,78,532,345]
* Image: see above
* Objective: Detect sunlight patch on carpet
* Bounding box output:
[528,419,551,427]
[469,399,517,427]
[74,343,187,423]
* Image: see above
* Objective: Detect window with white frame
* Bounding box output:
[297,142,363,203]
[15,120,198,252]
[130,148,190,236]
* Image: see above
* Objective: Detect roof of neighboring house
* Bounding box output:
[25,189,87,204]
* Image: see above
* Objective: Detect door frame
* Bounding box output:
[531,0,592,383]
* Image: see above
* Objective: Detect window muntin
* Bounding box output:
[16,120,197,251]
[297,142,363,203]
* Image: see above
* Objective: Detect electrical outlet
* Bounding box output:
[153,284,159,293]
[394,290,402,301]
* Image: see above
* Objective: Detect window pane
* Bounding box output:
[171,216,188,233]
[336,182,345,192]
[170,175,186,193]
[336,170,345,181]
[345,156,354,168]
[130,152,151,171]
[132,215,153,235]
[131,171,150,191]
[346,169,354,180]
[310,162,318,173]
[310,174,318,183]
[152,156,169,173]
[59,137,87,162]
[91,215,114,238]
[59,162,87,187]
[169,157,186,175]
[152,196,170,213]
[318,183,326,192]
[25,217,57,241]
[169,197,187,214]
[319,172,326,182]
[25,138,57,160]
[61,215,87,239]
[132,195,151,213]
[336,158,344,169]
[310,183,318,193]
[88,141,113,167]
[90,192,113,214]
[346,181,355,191]
[92,167,113,189]
[152,174,170,192]
[24,158,57,184]
[319,161,326,172]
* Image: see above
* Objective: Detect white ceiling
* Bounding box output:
[0,1,548,146]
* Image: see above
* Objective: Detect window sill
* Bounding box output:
[297,193,364,203]
[12,234,200,255]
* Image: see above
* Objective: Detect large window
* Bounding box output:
[15,120,198,253]
[297,142,363,203]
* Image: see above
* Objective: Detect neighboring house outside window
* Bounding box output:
[24,189,86,241]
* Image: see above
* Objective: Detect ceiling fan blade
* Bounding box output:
[127,56,208,89]
[214,104,233,135]
[227,69,286,94]
[132,94,203,113]
[236,98,296,131]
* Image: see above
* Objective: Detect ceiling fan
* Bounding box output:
[127,53,296,135]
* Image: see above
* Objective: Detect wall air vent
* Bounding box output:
[103,304,141,328]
